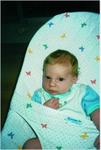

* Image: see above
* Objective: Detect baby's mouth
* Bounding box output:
[48,90,58,95]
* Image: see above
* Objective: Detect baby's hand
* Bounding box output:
[44,98,59,109]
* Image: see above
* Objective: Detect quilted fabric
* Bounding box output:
[1,12,99,149]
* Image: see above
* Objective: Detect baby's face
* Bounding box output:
[43,64,77,95]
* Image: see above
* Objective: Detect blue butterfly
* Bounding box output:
[56,146,62,150]
[8,132,15,139]
[26,103,32,108]
[79,46,85,52]
[43,44,48,49]
[48,22,54,27]
[81,22,87,28]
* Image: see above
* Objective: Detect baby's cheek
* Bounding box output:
[43,82,49,89]
[60,85,69,92]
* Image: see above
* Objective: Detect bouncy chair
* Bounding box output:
[1,12,99,149]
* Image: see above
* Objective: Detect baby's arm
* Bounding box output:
[91,109,100,130]
[90,109,100,149]
[44,98,59,109]
[81,85,100,149]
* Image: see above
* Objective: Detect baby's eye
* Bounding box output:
[46,76,51,79]
[59,78,65,81]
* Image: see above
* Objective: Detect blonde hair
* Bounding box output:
[43,49,79,77]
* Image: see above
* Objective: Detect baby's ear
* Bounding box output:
[72,76,78,83]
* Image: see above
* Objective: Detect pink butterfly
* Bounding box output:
[64,12,70,17]
[91,79,96,84]
[41,123,47,128]
[26,71,31,76]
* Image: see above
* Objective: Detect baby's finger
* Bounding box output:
[53,99,59,105]
[52,98,59,102]
[54,102,60,109]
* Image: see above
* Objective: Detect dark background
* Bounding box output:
[2,1,100,22]
[1,1,99,129]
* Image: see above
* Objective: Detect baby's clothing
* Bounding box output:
[32,83,100,117]
[31,83,100,149]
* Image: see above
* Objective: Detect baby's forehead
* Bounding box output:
[46,63,72,67]
[44,64,72,75]
[45,63,72,71]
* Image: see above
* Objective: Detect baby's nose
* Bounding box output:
[49,79,56,86]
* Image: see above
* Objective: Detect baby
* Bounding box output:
[23,49,100,149]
